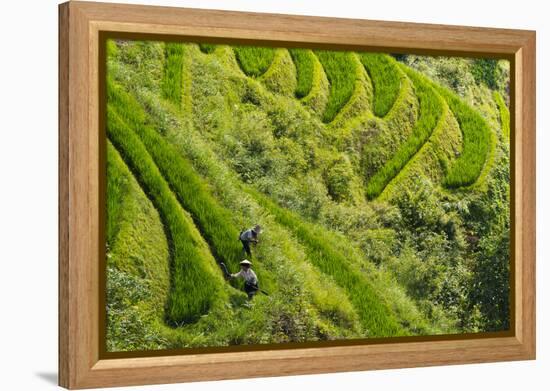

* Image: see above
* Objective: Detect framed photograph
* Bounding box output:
[59,1,536,389]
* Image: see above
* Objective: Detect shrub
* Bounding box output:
[471,58,499,89]
[469,227,510,331]
[324,159,353,202]
[106,267,167,351]
[289,49,315,98]
[359,53,401,117]
[233,46,276,77]
[198,43,217,54]
[366,68,444,199]
[161,43,185,105]
[106,106,225,325]
[315,50,358,123]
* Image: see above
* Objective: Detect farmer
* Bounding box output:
[230,260,259,299]
[239,224,262,257]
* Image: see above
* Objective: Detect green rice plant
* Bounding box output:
[366,68,444,199]
[233,46,276,77]
[315,50,358,123]
[289,49,315,98]
[245,187,403,337]
[434,85,493,188]
[493,91,510,142]
[198,43,217,54]
[359,53,401,117]
[108,79,247,274]
[106,107,225,325]
[106,143,131,247]
[161,43,185,105]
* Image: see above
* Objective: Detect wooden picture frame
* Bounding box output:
[59,1,536,389]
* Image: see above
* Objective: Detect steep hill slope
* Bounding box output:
[105,39,511,351]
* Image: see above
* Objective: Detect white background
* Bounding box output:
[0,0,547,389]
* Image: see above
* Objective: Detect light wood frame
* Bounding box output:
[59,0,536,388]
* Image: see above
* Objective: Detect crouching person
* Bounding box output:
[239,225,262,257]
[231,260,259,299]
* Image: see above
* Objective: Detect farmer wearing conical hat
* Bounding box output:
[230,260,259,299]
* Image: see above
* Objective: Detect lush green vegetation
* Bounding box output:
[233,46,276,77]
[315,50,358,123]
[161,43,185,105]
[471,58,499,89]
[434,84,493,188]
[365,68,444,199]
[494,91,510,141]
[105,40,511,350]
[107,105,225,325]
[289,49,315,98]
[359,53,401,117]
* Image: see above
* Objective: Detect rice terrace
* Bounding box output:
[105,39,511,352]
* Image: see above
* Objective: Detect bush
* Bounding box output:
[106,267,167,351]
[198,43,217,54]
[470,227,510,331]
[233,46,276,77]
[324,158,353,202]
[289,49,315,98]
[315,50,358,123]
[106,105,225,324]
[366,68,444,199]
[359,53,401,117]
[471,58,499,89]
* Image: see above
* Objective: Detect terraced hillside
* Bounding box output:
[105,40,511,351]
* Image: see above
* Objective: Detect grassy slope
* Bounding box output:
[106,40,504,350]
